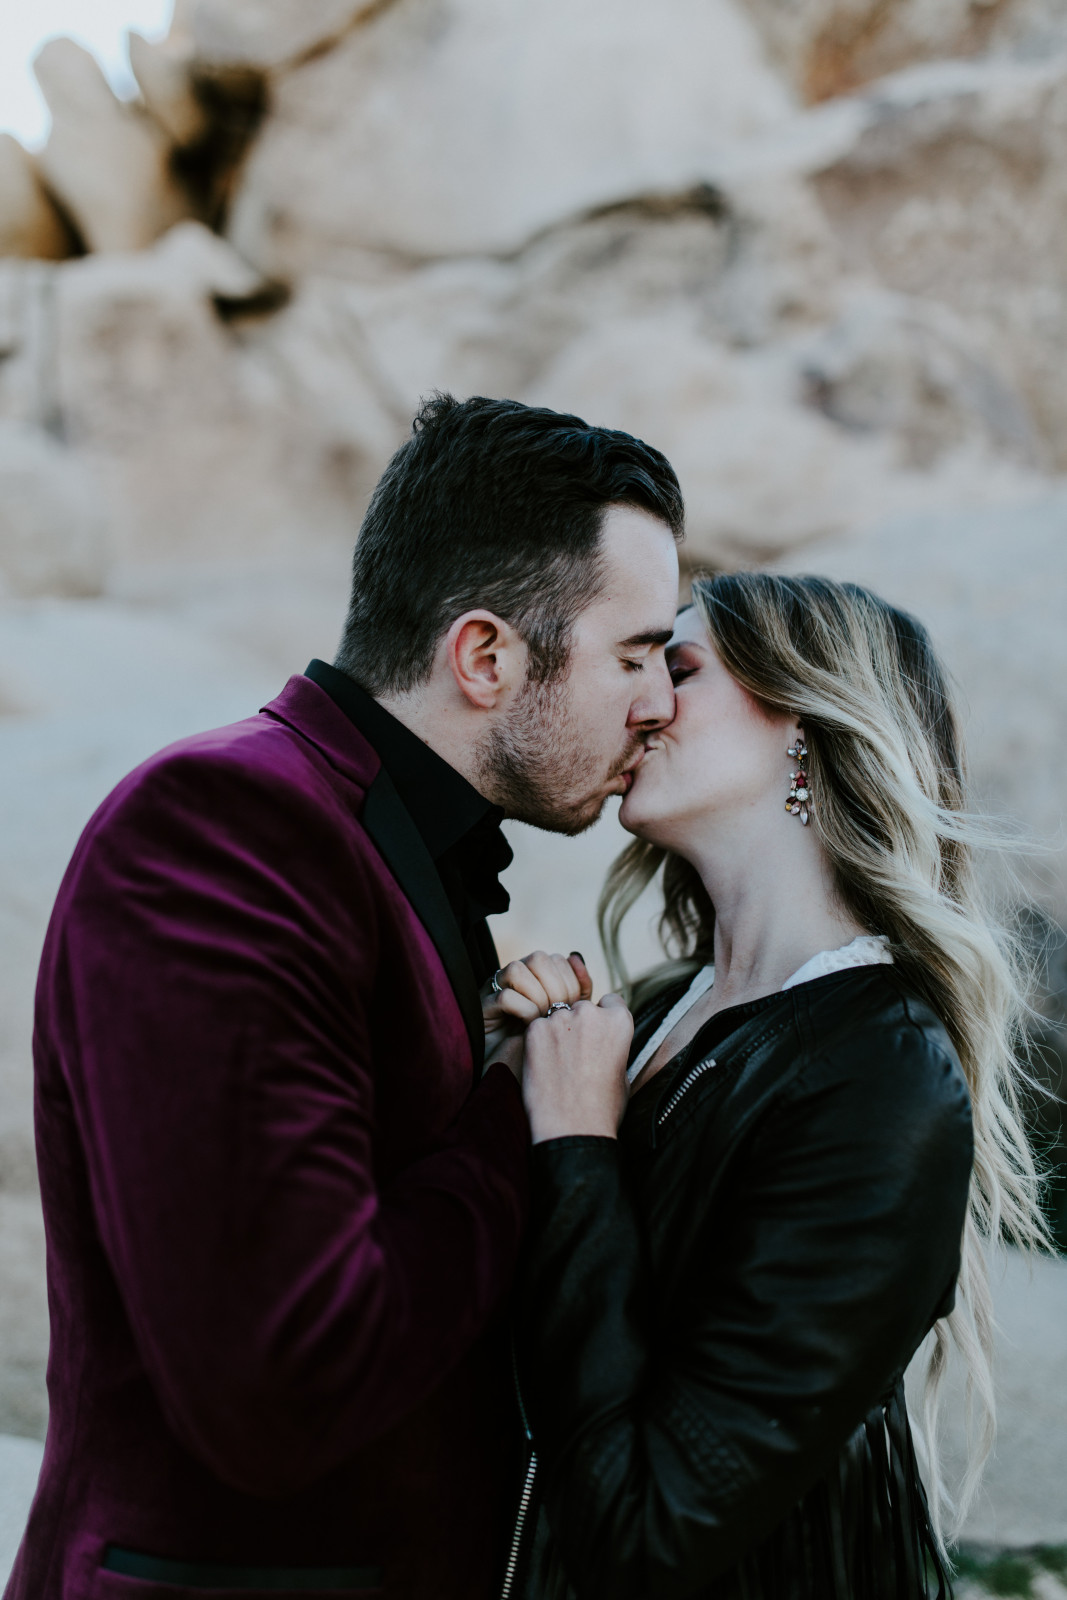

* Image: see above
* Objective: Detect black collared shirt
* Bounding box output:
[305,660,511,985]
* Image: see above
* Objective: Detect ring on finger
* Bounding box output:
[545,1001,572,1017]
[491,969,505,996]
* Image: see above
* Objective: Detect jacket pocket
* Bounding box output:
[91,1545,384,1598]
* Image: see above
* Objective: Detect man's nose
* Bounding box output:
[629,655,675,732]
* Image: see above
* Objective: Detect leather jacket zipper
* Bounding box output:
[500,1053,717,1591]
[500,1344,537,1600]
[500,1450,537,1600]
[657,1057,717,1129]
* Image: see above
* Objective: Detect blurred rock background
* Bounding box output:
[0,0,1065,1587]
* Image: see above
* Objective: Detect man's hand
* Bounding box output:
[482,951,593,1077]
[521,994,633,1143]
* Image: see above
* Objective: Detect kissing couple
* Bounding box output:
[10,396,1047,1600]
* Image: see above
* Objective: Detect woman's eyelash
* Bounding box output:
[670,665,697,684]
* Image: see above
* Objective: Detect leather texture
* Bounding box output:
[512,966,973,1599]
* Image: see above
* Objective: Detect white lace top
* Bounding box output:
[626,934,893,1086]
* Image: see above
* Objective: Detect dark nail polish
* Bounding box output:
[571,951,586,965]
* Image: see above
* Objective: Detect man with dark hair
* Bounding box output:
[11,396,682,1600]
[334,392,685,835]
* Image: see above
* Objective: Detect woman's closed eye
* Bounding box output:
[665,640,705,686]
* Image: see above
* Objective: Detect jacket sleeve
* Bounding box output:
[46,746,529,1495]
[515,1021,973,1599]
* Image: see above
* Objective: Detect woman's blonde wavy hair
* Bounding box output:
[598,571,1050,1547]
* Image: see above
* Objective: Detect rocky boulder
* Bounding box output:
[192,0,386,71]
[128,28,209,150]
[0,422,108,598]
[34,37,193,254]
[738,0,1057,104]
[49,223,401,561]
[0,136,71,262]
[807,55,1067,467]
[225,0,795,271]
[799,288,1043,468]
[281,183,1044,565]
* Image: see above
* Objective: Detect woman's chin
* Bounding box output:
[617,790,638,831]
[619,775,691,850]
[618,788,654,838]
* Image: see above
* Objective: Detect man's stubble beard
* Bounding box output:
[478,672,643,836]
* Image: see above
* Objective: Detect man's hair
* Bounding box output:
[335,393,685,695]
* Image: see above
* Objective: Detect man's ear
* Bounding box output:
[446,611,527,710]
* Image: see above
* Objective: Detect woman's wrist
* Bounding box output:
[529,1111,618,1144]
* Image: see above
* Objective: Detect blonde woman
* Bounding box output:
[486,574,1048,1600]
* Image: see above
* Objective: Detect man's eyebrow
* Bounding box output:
[618,629,675,649]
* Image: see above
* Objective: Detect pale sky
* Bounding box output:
[1,0,174,148]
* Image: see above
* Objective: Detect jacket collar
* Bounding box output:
[262,676,484,1067]
[361,767,483,1067]
[303,659,500,864]
[262,674,382,791]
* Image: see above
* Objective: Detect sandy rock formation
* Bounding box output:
[278,176,1045,564]
[799,289,1043,467]
[525,313,890,560]
[807,55,1067,465]
[192,0,386,70]
[265,189,869,562]
[0,260,66,436]
[225,0,795,271]
[741,0,1067,103]
[0,422,108,598]
[0,3,1059,585]
[742,0,1020,103]
[49,222,401,561]
[128,28,208,150]
[0,137,71,263]
[34,38,193,254]
[53,223,259,482]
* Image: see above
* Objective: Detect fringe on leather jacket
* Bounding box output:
[506,965,974,1600]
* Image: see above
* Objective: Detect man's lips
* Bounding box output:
[616,748,647,794]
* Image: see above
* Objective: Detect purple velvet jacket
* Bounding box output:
[7,675,530,1600]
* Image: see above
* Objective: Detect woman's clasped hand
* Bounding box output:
[481,952,634,1142]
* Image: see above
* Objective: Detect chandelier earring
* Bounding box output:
[785,736,811,826]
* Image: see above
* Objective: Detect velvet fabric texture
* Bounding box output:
[6,675,529,1600]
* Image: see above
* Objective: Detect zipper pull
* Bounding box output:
[656,1058,718,1138]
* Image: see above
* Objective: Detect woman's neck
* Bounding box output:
[687,806,867,1012]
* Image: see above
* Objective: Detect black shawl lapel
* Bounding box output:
[361,765,484,1069]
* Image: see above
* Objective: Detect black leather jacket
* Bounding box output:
[508,966,973,1600]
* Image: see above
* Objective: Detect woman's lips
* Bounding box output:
[621,740,665,795]
[617,748,648,794]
